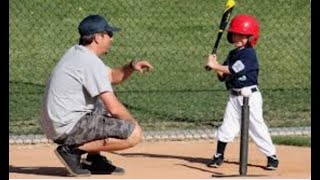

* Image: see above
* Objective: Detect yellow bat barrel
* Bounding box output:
[226,0,236,11]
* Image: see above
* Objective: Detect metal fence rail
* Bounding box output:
[9,126,311,145]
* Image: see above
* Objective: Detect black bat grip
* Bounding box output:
[205,65,212,71]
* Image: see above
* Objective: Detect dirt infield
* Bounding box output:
[9,139,310,179]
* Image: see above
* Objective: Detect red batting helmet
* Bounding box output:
[227,14,260,47]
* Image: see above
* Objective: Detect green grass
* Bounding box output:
[9,0,311,134]
[272,135,311,147]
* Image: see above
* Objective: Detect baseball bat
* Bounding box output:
[205,0,236,71]
[239,96,250,176]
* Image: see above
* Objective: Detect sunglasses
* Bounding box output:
[105,31,113,38]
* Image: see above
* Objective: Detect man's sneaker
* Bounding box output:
[81,154,125,175]
[207,153,224,168]
[266,155,279,170]
[54,145,91,177]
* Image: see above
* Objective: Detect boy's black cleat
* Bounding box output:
[207,153,224,168]
[266,155,279,170]
[81,153,125,175]
[54,145,91,177]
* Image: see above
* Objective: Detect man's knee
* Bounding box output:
[127,123,143,147]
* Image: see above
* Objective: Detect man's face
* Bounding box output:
[97,32,113,54]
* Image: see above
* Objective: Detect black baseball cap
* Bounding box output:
[78,14,120,36]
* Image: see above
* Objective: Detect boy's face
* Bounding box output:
[232,33,249,48]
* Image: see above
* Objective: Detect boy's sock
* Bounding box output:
[216,140,227,156]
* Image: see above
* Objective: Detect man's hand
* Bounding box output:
[131,60,154,73]
[110,60,154,85]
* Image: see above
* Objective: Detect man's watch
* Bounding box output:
[129,60,136,70]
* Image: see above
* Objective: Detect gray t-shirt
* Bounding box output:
[40,45,113,140]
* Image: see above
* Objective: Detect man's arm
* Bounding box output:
[109,61,135,85]
[99,91,136,123]
[109,60,154,85]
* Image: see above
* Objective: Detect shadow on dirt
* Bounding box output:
[116,152,269,177]
[115,152,267,170]
[177,164,267,178]
[115,152,210,164]
[9,165,68,177]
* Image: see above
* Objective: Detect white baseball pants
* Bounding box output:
[215,89,276,157]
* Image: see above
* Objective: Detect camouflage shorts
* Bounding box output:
[53,103,135,146]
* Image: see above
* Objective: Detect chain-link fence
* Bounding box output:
[9,0,311,137]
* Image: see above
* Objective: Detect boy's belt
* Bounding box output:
[230,87,258,96]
